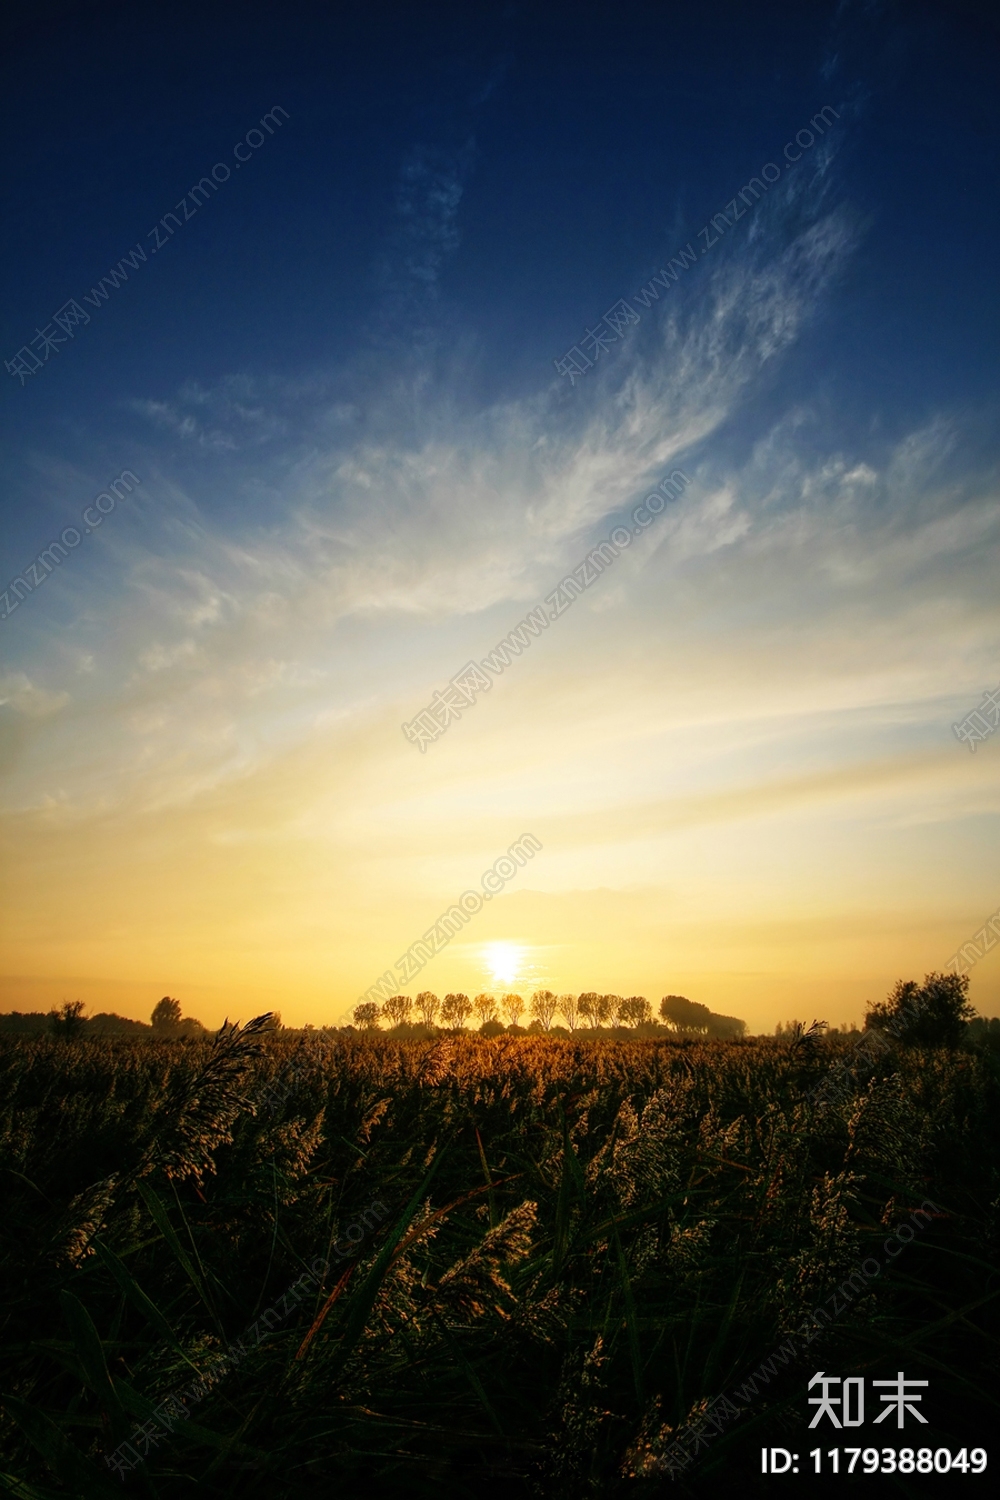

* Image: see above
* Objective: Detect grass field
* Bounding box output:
[1,1026,998,1496]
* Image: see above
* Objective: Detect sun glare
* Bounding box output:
[483,941,524,987]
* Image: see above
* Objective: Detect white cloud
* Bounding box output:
[8,144,997,832]
[0,672,69,718]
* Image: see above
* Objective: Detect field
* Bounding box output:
[1,1027,998,1497]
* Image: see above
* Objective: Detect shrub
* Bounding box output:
[865,971,975,1048]
[48,1000,86,1040]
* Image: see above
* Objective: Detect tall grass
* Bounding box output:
[1,1029,997,1496]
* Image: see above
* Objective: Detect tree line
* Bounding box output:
[10,973,990,1050]
[0,996,210,1041]
[351,990,746,1037]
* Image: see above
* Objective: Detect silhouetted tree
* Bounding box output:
[500,993,524,1027]
[559,993,580,1030]
[706,1013,747,1040]
[151,996,182,1034]
[866,972,974,1048]
[381,994,413,1029]
[659,995,711,1034]
[621,996,651,1028]
[578,992,604,1027]
[416,991,440,1026]
[49,1001,86,1040]
[353,1001,381,1029]
[442,993,472,1029]
[659,994,747,1038]
[967,1016,1000,1052]
[473,993,498,1026]
[603,994,624,1027]
[529,990,558,1031]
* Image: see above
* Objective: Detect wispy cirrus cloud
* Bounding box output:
[129,376,291,451]
[374,140,477,349]
[4,116,996,1038]
[0,140,918,834]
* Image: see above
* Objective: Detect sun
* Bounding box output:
[482,941,524,987]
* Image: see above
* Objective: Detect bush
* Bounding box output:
[965,1016,1000,1053]
[865,971,975,1048]
[48,1001,86,1040]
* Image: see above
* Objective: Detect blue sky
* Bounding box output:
[1,0,998,1028]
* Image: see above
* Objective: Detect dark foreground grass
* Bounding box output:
[1,1028,998,1497]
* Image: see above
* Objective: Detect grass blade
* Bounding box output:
[0,1396,116,1499]
[329,1143,449,1369]
[90,1237,199,1370]
[136,1180,218,1328]
[58,1292,128,1442]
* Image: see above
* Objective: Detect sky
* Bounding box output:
[1,0,998,1033]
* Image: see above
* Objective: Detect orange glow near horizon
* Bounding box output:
[2,320,998,1034]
